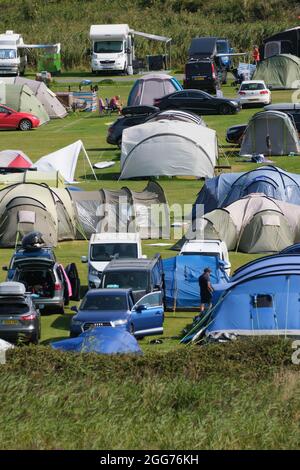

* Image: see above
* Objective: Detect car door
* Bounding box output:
[186,91,212,114]
[65,263,81,301]
[0,106,16,129]
[131,291,164,337]
[168,91,189,110]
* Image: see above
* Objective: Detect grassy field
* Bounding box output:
[1,78,300,449]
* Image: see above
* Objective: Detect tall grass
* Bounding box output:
[0,0,298,69]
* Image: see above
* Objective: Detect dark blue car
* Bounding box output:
[70,288,164,338]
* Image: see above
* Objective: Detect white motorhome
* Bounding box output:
[179,239,231,276]
[81,232,145,289]
[0,31,27,76]
[89,24,172,75]
[90,24,134,75]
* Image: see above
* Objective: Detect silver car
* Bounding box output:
[0,282,41,344]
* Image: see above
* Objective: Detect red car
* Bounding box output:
[0,104,40,131]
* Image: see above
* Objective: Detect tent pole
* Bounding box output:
[83,145,97,181]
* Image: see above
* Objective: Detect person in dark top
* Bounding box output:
[199,267,214,313]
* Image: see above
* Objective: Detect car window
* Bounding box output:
[0,302,29,315]
[103,270,148,290]
[80,294,127,311]
[0,106,8,113]
[134,292,162,309]
[241,83,265,91]
[173,92,188,98]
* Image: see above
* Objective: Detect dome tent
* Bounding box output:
[127,73,182,106]
[3,83,49,124]
[253,54,300,89]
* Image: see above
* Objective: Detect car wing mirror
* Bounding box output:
[135,304,146,313]
[81,256,88,263]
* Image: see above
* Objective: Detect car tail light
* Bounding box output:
[260,90,269,95]
[239,91,246,95]
[54,282,62,291]
[211,63,216,79]
[154,99,161,105]
[21,314,36,321]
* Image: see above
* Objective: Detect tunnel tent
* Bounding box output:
[192,166,300,215]
[127,73,182,106]
[120,121,217,179]
[3,83,50,124]
[240,110,300,156]
[253,54,300,89]
[195,193,300,253]
[0,170,65,189]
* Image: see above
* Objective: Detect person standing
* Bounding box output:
[199,267,214,313]
[252,45,260,65]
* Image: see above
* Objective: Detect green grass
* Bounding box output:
[1,78,300,449]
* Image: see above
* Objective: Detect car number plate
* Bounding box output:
[2,320,18,325]
[195,77,205,80]
[39,304,45,309]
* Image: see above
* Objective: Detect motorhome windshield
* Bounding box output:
[91,243,138,261]
[0,49,16,59]
[94,41,123,53]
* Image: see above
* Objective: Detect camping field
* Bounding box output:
[0,77,300,449]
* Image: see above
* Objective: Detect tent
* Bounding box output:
[2,83,49,124]
[0,150,32,169]
[120,121,217,179]
[0,183,77,247]
[163,254,228,310]
[182,254,300,342]
[35,140,97,183]
[192,166,300,215]
[0,170,65,189]
[206,254,300,337]
[240,111,300,156]
[51,326,142,354]
[71,181,169,239]
[253,54,300,89]
[197,193,300,253]
[127,73,182,106]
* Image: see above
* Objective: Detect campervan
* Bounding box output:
[89,24,134,75]
[81,232,144,289]
[0,31,26,76]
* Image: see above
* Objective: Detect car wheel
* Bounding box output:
[30,333,39,345]
[219,104,232,115]
[117,137,122,149]
[19,119,32,131]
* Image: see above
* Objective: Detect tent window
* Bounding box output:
[251,294,273,308]
[264,41,281,58]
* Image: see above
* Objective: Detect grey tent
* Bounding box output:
[197,193,300,253]
[127,73,182,106]
[253,54,300,89]
[2,83,49,124]
[14,77,67,119]
[120,121,217,179]
[240,110,300,156]
[0,183,76,247]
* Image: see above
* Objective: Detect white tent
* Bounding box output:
[120,121,217,179]
[35,140,97,183]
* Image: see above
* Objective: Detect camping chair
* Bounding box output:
[99,97,108,115]
[105,97,122,115]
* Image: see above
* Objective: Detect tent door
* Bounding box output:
[250,294,276,330]
[65,262,81,301]
[264,41,281,58]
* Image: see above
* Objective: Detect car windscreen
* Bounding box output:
[0,49,16,59]
[241,83,265,91]
[80,294,127,311]
[91,243,138,261]
[181,252,220,258]
[0,301,29,315]
[94,41,123,53]
[102,270,148,290]
[216,41,229,53]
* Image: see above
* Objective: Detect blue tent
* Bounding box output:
[163,254,228,309]
[280,243,300,255]
[205,255,300,338]
[192,166,300,215]
[51,327,142,355]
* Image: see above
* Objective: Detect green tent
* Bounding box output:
[4,84,49,124]
[253,54,300,89]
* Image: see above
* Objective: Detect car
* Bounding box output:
[0,282,41,344]
[106,106,205,147]
[70,288,164,338]
[0,104,40,131]
[237,80,271,107]
[3,246,80,314]
[183,58,225,93]
[226,123,247,144]
[154,89,240,115]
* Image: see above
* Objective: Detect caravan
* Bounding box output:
[0,31,26,76]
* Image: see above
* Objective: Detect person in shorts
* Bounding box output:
[199,267,214,313]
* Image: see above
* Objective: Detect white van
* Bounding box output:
[0,31,27,76]
[179,239,231,276]
[81,232,144,289]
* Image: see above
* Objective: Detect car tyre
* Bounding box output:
[117,137,122,149]
[219,104,232,115]
[19,119,32,131]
